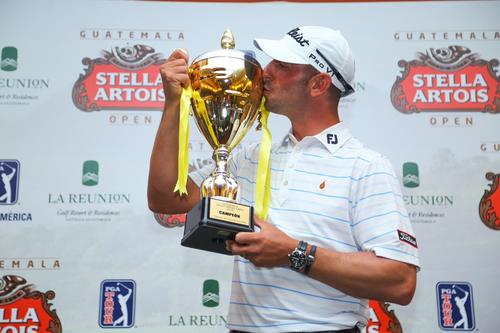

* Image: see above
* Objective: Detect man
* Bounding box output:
[148,26,419,333]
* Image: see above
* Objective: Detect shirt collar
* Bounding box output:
[278,122,352,155]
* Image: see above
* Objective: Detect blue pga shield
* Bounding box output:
[436,282,475,331]
[0,160,20,205]
[99,279,136,328]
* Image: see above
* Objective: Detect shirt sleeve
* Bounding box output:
[350,155,420,268]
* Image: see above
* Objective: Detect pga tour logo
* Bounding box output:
[99,279,136,328]
[436,282,475,331]
[0,160,20,205]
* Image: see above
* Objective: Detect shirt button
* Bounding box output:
[283,180,288,186]
[288,163,294,168]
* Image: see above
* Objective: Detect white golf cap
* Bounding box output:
[254,26,355,97]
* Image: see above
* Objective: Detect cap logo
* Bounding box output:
[313,49,355,97]
[287,28,310,47]
[309,53,334,75]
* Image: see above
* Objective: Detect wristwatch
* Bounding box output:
[288,240,308,271]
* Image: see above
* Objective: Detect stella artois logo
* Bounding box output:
[479,172,500,230]
[0,275,62,333]
[365,300,402,333]
[72,44,165,111]
[391,46,499,113]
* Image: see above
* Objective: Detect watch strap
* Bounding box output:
[304,245,317,275]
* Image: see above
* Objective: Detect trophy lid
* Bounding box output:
[191,29,260,67]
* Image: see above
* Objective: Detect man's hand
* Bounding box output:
[160,48,190,102]
[226,215,297,267]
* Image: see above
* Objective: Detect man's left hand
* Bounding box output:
[226,215,297,267]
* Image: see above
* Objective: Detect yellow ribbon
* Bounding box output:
[174,87,193,196]
[254,98,272,220]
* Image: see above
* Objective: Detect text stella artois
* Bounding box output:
[93,67,164,103]
[409,69,491,106]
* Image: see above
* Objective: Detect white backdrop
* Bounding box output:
[0,1,499,332]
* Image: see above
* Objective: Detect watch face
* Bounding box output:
[289,249,307,270]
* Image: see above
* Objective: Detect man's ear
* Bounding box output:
[309,73,332,97]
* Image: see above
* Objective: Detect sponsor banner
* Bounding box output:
[0,160,20,205]
[391,46,499,113]
[0,258,61,271]
[1,47,17,72]
[79,29,185,42]
[202,279,219,308]
[436,282,475,331]
[72,45,165,112]
[340,81,366,107]
[402,162,419,188]
[364,300,403,333]
[479,141,500,153]
[402,162,454,224]
[48,161,130,222]
[166,314,227,328]
[479,172,500,230]
[0,275,62,333]
[99,279,136,328]
[166,279,226,328]
[0,46,50,106]
[393,30,500,42]
[1,2,499,333]
[0,160,33,223]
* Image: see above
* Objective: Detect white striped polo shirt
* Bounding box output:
[190,121,419,333]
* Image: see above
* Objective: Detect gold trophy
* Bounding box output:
[181,30,264,254]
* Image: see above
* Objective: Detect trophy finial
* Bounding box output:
[221,29,235,49]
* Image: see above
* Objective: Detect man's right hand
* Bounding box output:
[160,48,190,102]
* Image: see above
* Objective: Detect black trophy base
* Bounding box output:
[181,197,254,255]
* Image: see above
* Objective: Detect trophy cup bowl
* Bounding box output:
[181,30,264,255]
